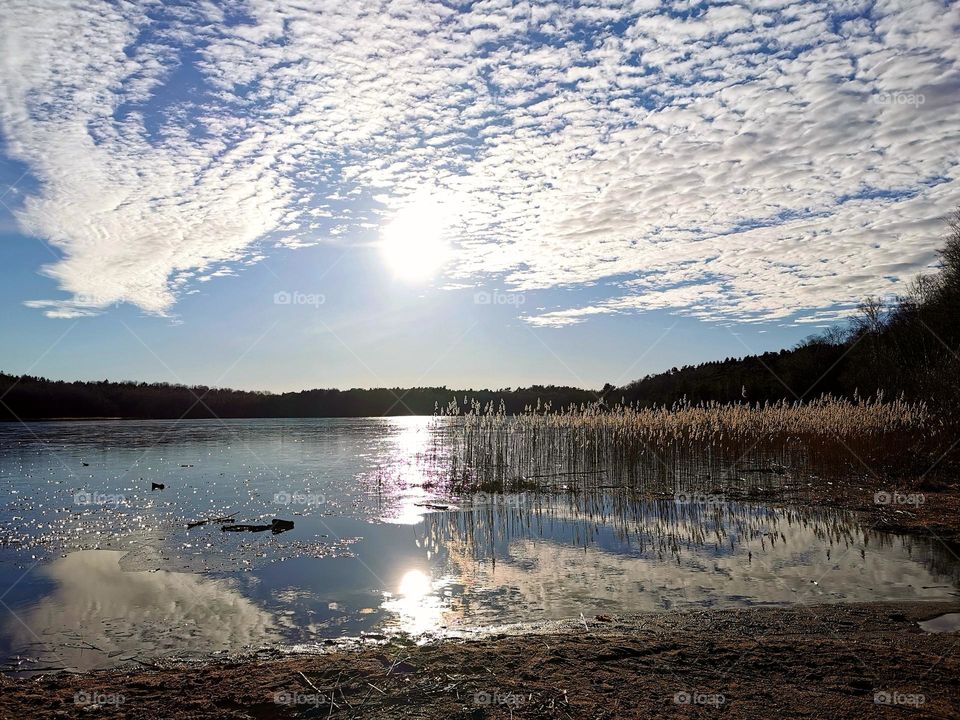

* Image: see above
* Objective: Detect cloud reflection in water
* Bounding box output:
[5,550,277,671]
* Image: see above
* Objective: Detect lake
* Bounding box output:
[1,418,957,673]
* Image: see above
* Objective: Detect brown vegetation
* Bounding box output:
[2,602,957,719]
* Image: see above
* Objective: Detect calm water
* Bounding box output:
[0,418,957,672]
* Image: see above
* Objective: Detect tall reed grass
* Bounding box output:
[432,395,936,493]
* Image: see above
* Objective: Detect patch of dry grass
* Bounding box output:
[433,395,937,492]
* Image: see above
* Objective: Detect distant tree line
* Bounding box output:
[0,377,599,420]
[2,210,958,420]
[618,209,960,409]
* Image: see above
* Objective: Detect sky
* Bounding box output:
[0,0,957,392]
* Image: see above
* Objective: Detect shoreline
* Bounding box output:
[650,482,960,545]
[2,601,957,719]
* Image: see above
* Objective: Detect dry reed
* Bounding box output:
[431,394,936,493]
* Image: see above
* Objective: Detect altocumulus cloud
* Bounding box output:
[0,0,957,324]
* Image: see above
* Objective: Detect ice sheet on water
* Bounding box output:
[116,531,358,574]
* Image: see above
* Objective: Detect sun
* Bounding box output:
[380,195,454,281]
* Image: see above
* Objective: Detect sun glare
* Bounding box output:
[398,569,431,599]
[382,568,449,635]
[380,195,454,281]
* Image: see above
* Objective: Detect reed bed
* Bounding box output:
[432,395,936,493]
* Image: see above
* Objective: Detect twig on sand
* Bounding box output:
[338,683,354,711]
[347,650,416,720]
[299,670,321,694]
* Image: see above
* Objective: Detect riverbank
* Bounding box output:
[2,601,958,719]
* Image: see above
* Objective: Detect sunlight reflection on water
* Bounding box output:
[0,417,958,671]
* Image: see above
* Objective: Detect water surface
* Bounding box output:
[1,418,957,672]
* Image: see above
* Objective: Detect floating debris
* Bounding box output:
[222,518,295,535]
[186,513,237,529]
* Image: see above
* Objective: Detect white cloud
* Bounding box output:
[0,0,957,324]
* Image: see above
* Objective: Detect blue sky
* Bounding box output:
[0,0,957,392]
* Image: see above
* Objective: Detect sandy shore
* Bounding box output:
[2,601,958,719]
